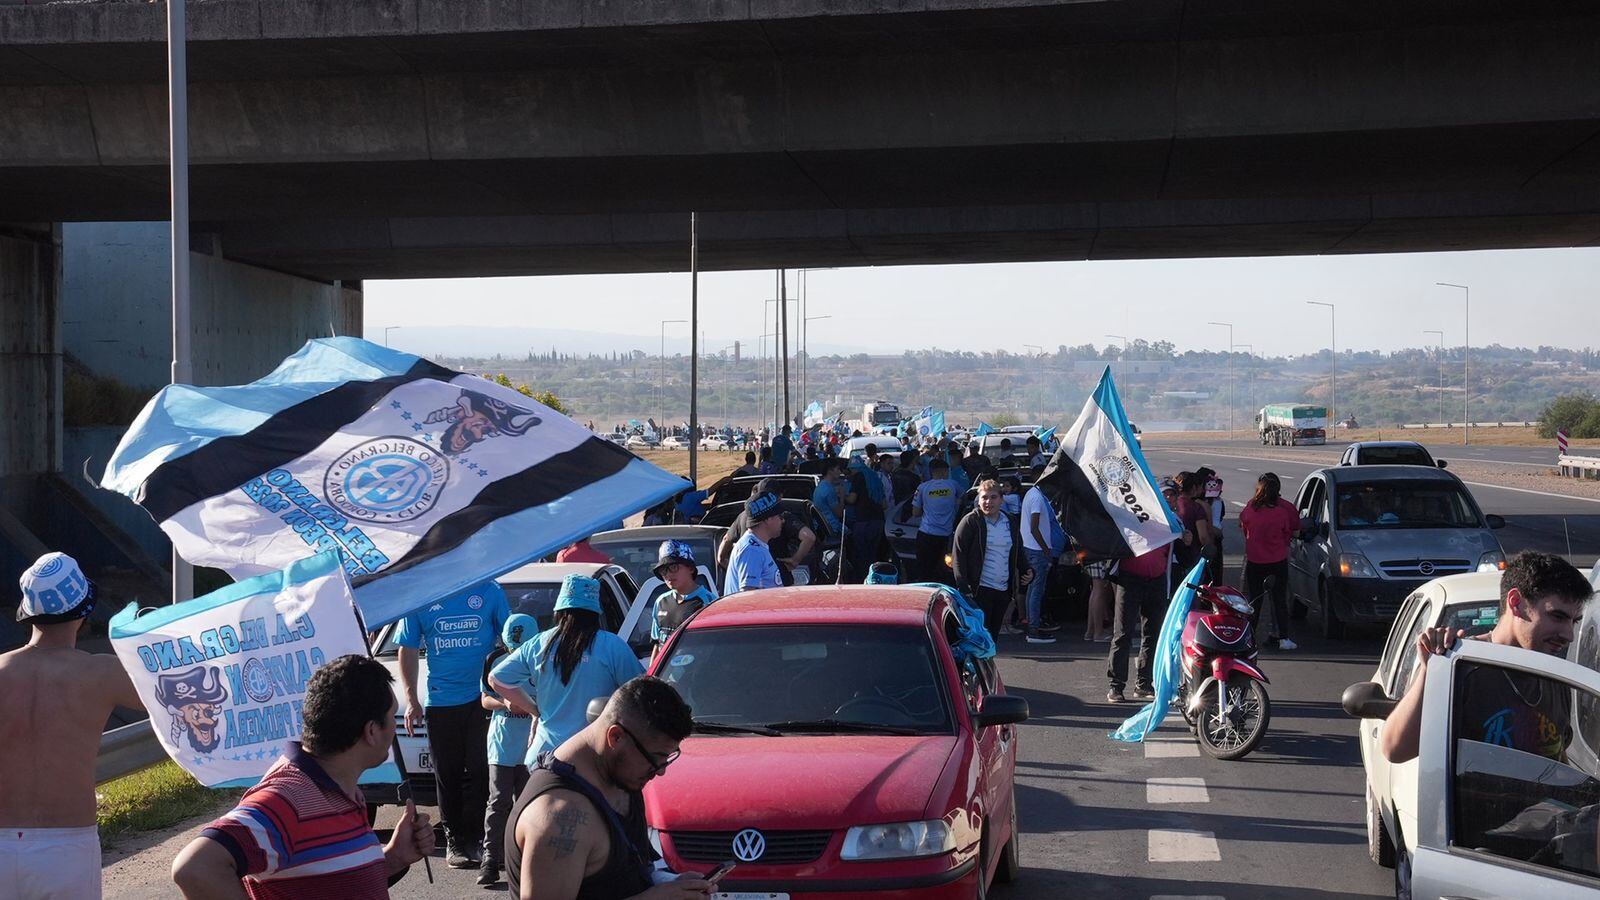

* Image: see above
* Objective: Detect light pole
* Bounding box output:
[1233,343,1254,425]
[1436,283,1469,445]
[168,0,194,604]
[804,315,831,410]
[1424,329,1445,427]
[798,267,835,409]
[1209,322,1235,432]
[1307,301,1336,427]
[1104,333,1128,382]
[660,318,686,435]
[383,326,400,347]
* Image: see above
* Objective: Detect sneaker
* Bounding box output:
[477,862,500,886]
[1106,689,1127,703]
[1278,638,1298,650]
[445,840,473,869]
[1036,617,1062,633]
[1133,687,1155,700]
[1025,628,1057,644]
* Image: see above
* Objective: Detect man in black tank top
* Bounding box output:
[505,676,709,900]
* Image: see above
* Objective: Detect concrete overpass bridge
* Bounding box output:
[1,0,1598,279]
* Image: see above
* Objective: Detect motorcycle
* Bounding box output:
[1176,580,1272,760]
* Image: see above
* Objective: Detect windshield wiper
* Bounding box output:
[763,718,924,736]
[691,720,781,737]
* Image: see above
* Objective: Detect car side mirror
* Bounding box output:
[1485,514,1506,530]
[1341,681,1397,720]
[973,694,1029,729]
[1436,459,1448,469]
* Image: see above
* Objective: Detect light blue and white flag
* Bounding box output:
[974,422,995,437]
[1035,425,1057,445]
[1034,368,1180,558]
[911,408,947,440]
[109,551,400,787]
[102,337,687,628]
[1110,560,1205,742]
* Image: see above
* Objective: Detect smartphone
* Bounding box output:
[705,860,738,884]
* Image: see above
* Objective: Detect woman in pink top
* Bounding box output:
[1238,473,1303,649]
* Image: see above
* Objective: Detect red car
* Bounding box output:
[645,585,1029,898]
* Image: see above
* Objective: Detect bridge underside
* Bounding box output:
[2,0,1599,277]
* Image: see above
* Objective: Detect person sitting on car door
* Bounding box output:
[1380,550,1594,766]
[651,541,715,652]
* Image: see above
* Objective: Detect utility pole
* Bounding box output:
[1209,322,1234,433]
[1436,283,1470,445]
[168,0,194,604]
[1424,329,1445,427]
[1307,302,1336,427]
[779,269,791,427]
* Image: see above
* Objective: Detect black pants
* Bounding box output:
[973,586,1011,637]
[483,763,529,867]
[426,701,490,848]
[1107,574,1169,692]
[916,532,951,584]
[1244,558,1292,640]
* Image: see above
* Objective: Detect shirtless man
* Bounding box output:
[0,553,143,899]
[505,676,709,900]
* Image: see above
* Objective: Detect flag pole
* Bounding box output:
[168,0,194,604]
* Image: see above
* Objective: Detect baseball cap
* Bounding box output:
[746,490,782,523]
[17,552,96,624]
[554,574,603,614]
[1157,476,1179,494]
[502,612,538,649]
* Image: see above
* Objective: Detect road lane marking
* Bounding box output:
[1143,736,1200,758]
[1147,777,1209,804]
[1151,896,1226,900]
[1148,829,1221,862]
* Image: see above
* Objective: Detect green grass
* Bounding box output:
[96,760,240,850]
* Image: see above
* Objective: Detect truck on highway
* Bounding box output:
[861,400,902,432]
[1259,404,1327,446]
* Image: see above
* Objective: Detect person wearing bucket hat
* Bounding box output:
[475,613,539,886]
[723,491,785,596]
[652,540,716,650]
[1,553,143,899]
[394,579,510,868]
[489,575,644,769]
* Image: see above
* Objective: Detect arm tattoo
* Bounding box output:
[547,807,589,859]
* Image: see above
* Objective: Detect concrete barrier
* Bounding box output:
[1558,454,1600,480]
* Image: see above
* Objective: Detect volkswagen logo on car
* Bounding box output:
[731,828,766,862]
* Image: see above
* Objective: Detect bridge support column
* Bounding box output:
[0,226,62,477]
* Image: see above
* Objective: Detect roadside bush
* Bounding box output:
[1538,392,1600,438]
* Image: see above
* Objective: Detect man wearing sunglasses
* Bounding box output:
[506,676,708,900]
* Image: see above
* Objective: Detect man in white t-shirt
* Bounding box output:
[1019,469,1061,641]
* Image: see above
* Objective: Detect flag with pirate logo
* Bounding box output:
[109,551,399,787]
[102,337,688,627]
[1034,368,1181,558]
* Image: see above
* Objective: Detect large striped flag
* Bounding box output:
[1034,368,1181,558]
[102,338,687,628]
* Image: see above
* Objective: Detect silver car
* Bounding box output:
[1289,465,1506,638]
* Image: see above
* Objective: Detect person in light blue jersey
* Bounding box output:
[488,575,644,769]
[770,424,795,470]
[811,458,846,537]
[395,579,509,868]
[724,491,785,596]
[476,612,538,887]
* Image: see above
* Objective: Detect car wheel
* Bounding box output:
[1366,787,1395,868]
[1394,847,1412,900]
[995,791,1021,884]
[975,826,990,900]
[1318,580,1344,640]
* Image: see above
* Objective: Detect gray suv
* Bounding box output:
[1289,465,1505,638]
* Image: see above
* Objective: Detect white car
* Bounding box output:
[601,432,627,446]
[625,434,659,450]
[699,435,730,451]
[659,435,690,450]
[1344,572,1503,894]
[364,562,646,811]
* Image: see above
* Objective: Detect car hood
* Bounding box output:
[1336,527,1498,562]
[645,734,958,830]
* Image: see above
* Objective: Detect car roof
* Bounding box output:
[499,561,617,583]
[1350,440,1428,450]
[1315,464,1456,483]
[1427,571,1504,605]
[589,525,723,544]
[689,585,938,628]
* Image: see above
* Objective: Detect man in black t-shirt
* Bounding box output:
[716,480,818,583]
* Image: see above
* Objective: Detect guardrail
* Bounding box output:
[1396,422,1539,429]
[96,721,164,785]
[1558,454,1600,481]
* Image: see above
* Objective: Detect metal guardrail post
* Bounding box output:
[96,722,166,785]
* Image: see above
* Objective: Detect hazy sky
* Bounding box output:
[367,247,1599,359]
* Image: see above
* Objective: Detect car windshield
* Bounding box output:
[658,624,952,734]
[589,536,718,587]
[1334,480,1481,529]
[500,583,563,632]
[1360,446,1433,466]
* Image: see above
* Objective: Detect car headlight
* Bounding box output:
[1477,551,1506,573]
[1337,553,1378,578]
[840,820,955,861]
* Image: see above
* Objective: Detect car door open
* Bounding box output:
[1412,640,1600,899]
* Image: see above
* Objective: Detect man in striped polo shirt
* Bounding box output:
[171,655,434,899]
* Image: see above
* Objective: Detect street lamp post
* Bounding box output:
[1209,322,1234,433]
[660,318,686,437]
[1424,329,1445,427]
[1436,283,1469,445]
[1233,343,1253,426]
[1307,301,1336,427]
[804,315,831,414]
[1105,333,1128,381]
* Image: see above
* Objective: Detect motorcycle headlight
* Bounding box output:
[1223,593,1255,615]
[840,820,955,861]
[1477,551,1506,573]
[1337,553,1378,578]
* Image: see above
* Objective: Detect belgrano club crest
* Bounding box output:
[323,437,450,524]
[1087,454,1152,524]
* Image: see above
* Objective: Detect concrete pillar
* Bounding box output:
[0,226,62,476]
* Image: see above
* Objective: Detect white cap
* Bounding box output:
[17,552,95,623]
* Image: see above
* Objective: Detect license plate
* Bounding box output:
[714,894,787,900]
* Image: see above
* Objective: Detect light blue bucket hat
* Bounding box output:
[554,574,602,614]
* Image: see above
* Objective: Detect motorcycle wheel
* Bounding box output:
[1177,682,1195,726]
[1194,674,1270,760]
